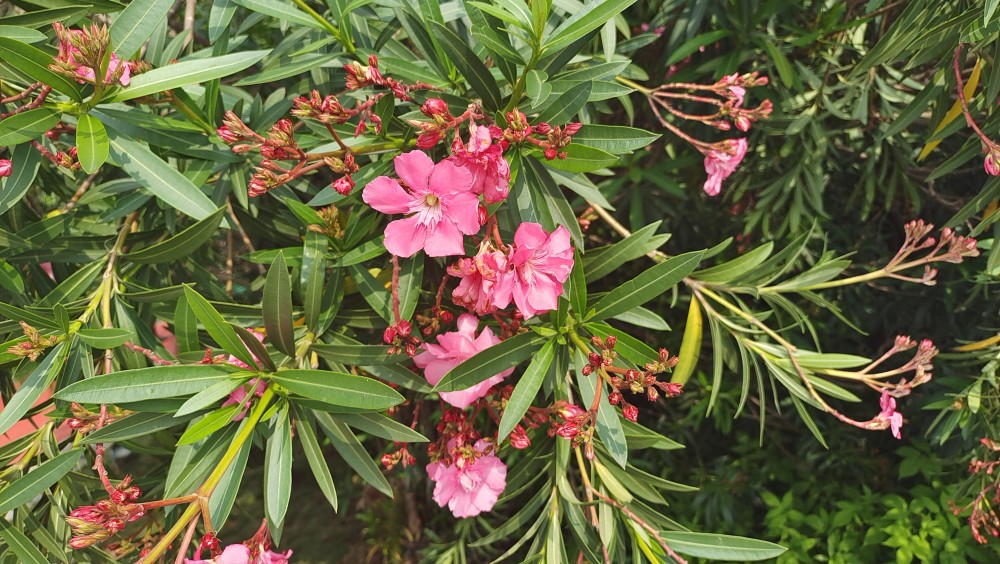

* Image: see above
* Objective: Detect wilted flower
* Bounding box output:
[450,122,510,204]
[702,138,748,196]
[448,245,509,316]
[878,390,904,439]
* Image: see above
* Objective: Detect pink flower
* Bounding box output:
[492,223,574,319]
[261,549,293,563]
[447,246,508,316]
[185,544,251,564]
[222,378,267,421]
[878,390,903,439]
[450,123,510,204]
[75,53,131,86]
[426,440,506,518]
[0,159,11,177]
[413,314,514,409]
[702,138,748,196]
[363,151,480,257]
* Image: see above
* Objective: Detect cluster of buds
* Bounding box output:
[415,306,455,338]
[6,321,61,361]
[66,476,144,549]
[551,401,596,458]
[408,98,485,149]
[324,153,359,196]
[381,441,417,471]
[344,54,435,102]
[307,205,345,239]
[581,337,683,423]
[491,109,582,160]
[66,403,125,435]
[427,408,482,466]
[292,89,384,137]
[49,23,132,87]
[964,438,1000,543]
[853,220,982,288]
[384,320,420,356]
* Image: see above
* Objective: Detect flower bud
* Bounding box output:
[333,175,355,196]
[478,204,489,226]
[605,336,616,350]
[622,403,639,422]
[534,122,551,134]
[439,310,454,323]
[588,352,602,366]
[581,364,593,376]
[544,147,557,160]
[985,154,999,176]
[383,327,397,344]
[396,320,412,337]
[734,115,751,132]
[563,122,582,136]
[417,131,442,149]
[421,98,451,118]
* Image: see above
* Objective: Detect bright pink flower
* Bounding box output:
[878,390,903,439]
[261,549,293,563]
[426,440,507,518]
[450,123,510,204]
[447,246,508,316]
[363,151,480,257]
[75,53,131,86]
[985,154,999,176]
[185,544,250,564]
[413,314,514,409]
[222,378,267,421]
[492,223,574,319]
[0,159,11,177]
[702,138,748,197]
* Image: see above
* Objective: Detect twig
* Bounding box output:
[588,487,687,563]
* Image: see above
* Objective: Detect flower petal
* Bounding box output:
[394,150,435,192]
[423,216,467,257]
[429,158,474,196]
[384,216,428,257]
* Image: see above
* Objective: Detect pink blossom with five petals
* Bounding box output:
[878,390,904,439]
[363,151,480,257]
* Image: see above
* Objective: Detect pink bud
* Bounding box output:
[563,122,582,136]
[421,98,450,118]
[734,115,751,132]
[396,320,412,337]
[985,154,999,176]
[544,147,557,160]
[333,175,354,196]
[0,159,13,177]
[623,403,639,422]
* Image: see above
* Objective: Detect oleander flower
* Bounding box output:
[447,245,509,316]
[413,314,513,409]
[363,151,480,257]
[450,122,510,204]
[426,440,507,518]
[75,53,131,86]
[702,138,748,197]
[878,390,904,440]
[222,379,267,422]
[492,223,574,318]
[260,549,293,563]
[185,544,251,564]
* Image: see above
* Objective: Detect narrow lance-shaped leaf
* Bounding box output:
[110,50,270,102]
[0,518,48,564]
[498,339,557,440]
[110,0,173,57]
[587,250,705,321]
[54,364,234,404]
[264,406,292,543]
[0,38,82,100]
[0,108,61,147]
[263,251,296,357]
[270,370,404,411]
[124,206,226,264]
[0,342,68,437]
[427,21,502,110]
[182,286,257,368]
[0,449,81,514]
[295,409,339,512]
[76,114,110,174]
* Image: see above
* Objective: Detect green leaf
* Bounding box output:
[498,339,556,440]
[0,142,41,214]
[231,325,277,372]
[295,410,338,512]
[175,378,245,417]
[311,343,407,366]
[659,532,786,560]
[346,264,391,322]
[110,50,270,102]
[315,412,393,497]
[0,108,61,147]
[301,231,329,333]
[427,21,501,110]
[264,406,293,542]
[207,422,252,530]
[38,259,103,307]
[76,114,110,174]
[0,518,48,564]
[236,53,340,86]
[106,131,218,220]
[0,449,81,514]
[588,250,704,321]
[543,0,638,53]
[541,143,618,173]
[182,286,257,367]
[0,26,46,43]
[76,328,134,349]
[0,38,82,101]
[111,0,173,57]
[535,81,592,124]
[692,243,774,283]
[338,413,429,443]
[232,0,326,30]
[177,406,241,445]
[0,343,67,437]
[209,0,237,42]
[666,30,732,66]
[263,251,296,357]
[82,411,197,444]
[570,125,659,154]
[54,364,233,404]
[270,370,404,411]
[125,207,226,263]
[434,331,548,392]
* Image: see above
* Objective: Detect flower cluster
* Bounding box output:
[66,476,144,549]
[50,23,132,87]
[6,320,60,361]
[426,439,507,518]
[187,523,292,564]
